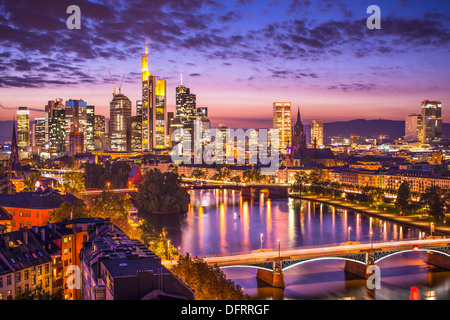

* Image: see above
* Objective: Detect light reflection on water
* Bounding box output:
[145,189,450,300]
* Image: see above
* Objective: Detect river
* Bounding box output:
[145,189,450,300]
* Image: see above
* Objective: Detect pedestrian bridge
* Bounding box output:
[200,238,450,288]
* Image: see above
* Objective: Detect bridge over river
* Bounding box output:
[199,237,450,288]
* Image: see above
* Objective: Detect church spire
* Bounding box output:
[10,116,19,163]
[297,106,301,122]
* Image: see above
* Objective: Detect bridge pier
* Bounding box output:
[344,260,373,279]
[427,251,450,270]
[256,266,285,288]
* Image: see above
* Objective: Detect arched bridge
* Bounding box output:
[184,183,288,199]
[200,238,450,288]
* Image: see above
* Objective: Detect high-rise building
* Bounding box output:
[421,100,442,143]
[273,102,291,152]
[110,93,132,151]
[94,115,105,151]
[405,114,423,142]
[311,120,324,148]
[136,100,142,117]
[45,98,64,146]
[65,99,88,152]
[32,118,46,147]
[176,72,196,126]
[86,105,95,151]
[131,116,143,152]
[141,41,167,151]
[70,131,84,155]
[49,106,66,152]
[17,107,30,148]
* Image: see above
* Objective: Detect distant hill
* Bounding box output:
[303,119,449,142]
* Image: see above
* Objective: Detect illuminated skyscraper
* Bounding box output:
[421,100,442,143]
[273,102,291,152]
[141,41,166,151]
[32,118,46,147]
[86,105,95,151]
[110,93,132,151]
[49,106,65,152]
[176,72,196,126]
[405,114,423,142]
[17,107,30,148]
[310,120,324,148]
[65,99,88,152]
[94,115,105,151]
[131,116,143,152]
[45,98,64,145]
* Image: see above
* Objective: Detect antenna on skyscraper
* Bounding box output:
[180,70,183,85]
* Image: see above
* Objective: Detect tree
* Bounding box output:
[137,169,190,214]
[395,181,411,215]
[61,172,85,194]
[22,171,43,191]
[14,286,64,300]
[191,168,206,180]
[48,201,89,223]
[171,255,250,300]
[420,186,447,223]
[292,171,309,193]
[212,164,231,182]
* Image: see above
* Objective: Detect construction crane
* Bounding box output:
[108,69,126,96]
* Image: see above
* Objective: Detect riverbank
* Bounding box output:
[289,193,450,236]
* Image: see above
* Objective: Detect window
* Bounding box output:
[45,264,49,274]
[16,272,21,282]
[36,211,39,218]
[0,277,3,288]
[6,275,11,286]
[45,277,49,288]
[63,237,68,243]
[25,284,29,292]
[31,275,36,285]
[38,279,42,288]
[0,293,2,300]
[38,266,42,276]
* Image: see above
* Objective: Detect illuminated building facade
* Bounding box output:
[311,120,324,148]
[110,93,132,151]
[141,41,166,151]
[45,99,64,145]
[130,116,143,152]
[65,99,88,152]
[405,114,423,142]
[94,115,105,151]
[86,105,95,151]
[17,107,30,148]
[421,100,442,143]
[273,102,291,152]
[49,107,66,152]
[32,118,46,147]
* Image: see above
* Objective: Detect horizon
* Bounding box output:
[0,1,449,127]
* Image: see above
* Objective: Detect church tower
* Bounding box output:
[291,106,307,157]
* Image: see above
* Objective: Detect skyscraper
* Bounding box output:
[94,115,105,150]
[141,41,166,151]
[32,118,46,147]
[110,93,132,151]
[86,105,95,151]
[421,100,442,143]
[405,114,423,142]
[49,105,66,152]
[17,107,30,148]
[310,120,324,148]
[176,72,197,126]
[45,98,64,146]
[65,99,88,152]
[131,116,143,152]
[273,102,291,152]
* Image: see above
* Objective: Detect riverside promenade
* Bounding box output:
[289,193,450,236]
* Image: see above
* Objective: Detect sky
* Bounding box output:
[0,0,449,128]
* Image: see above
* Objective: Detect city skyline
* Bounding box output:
[0,0,449,128]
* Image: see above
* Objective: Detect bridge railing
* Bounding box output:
[198,236,448,259]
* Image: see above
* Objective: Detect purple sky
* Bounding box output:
[0,0,449,128]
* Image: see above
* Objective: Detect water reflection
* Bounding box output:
[142,189,450,300]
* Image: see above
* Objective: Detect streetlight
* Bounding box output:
[348,226,352,243]
[167,239,171,260]
[277,239,280,258]
[370,231,373,250]
[260,233,263,250]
